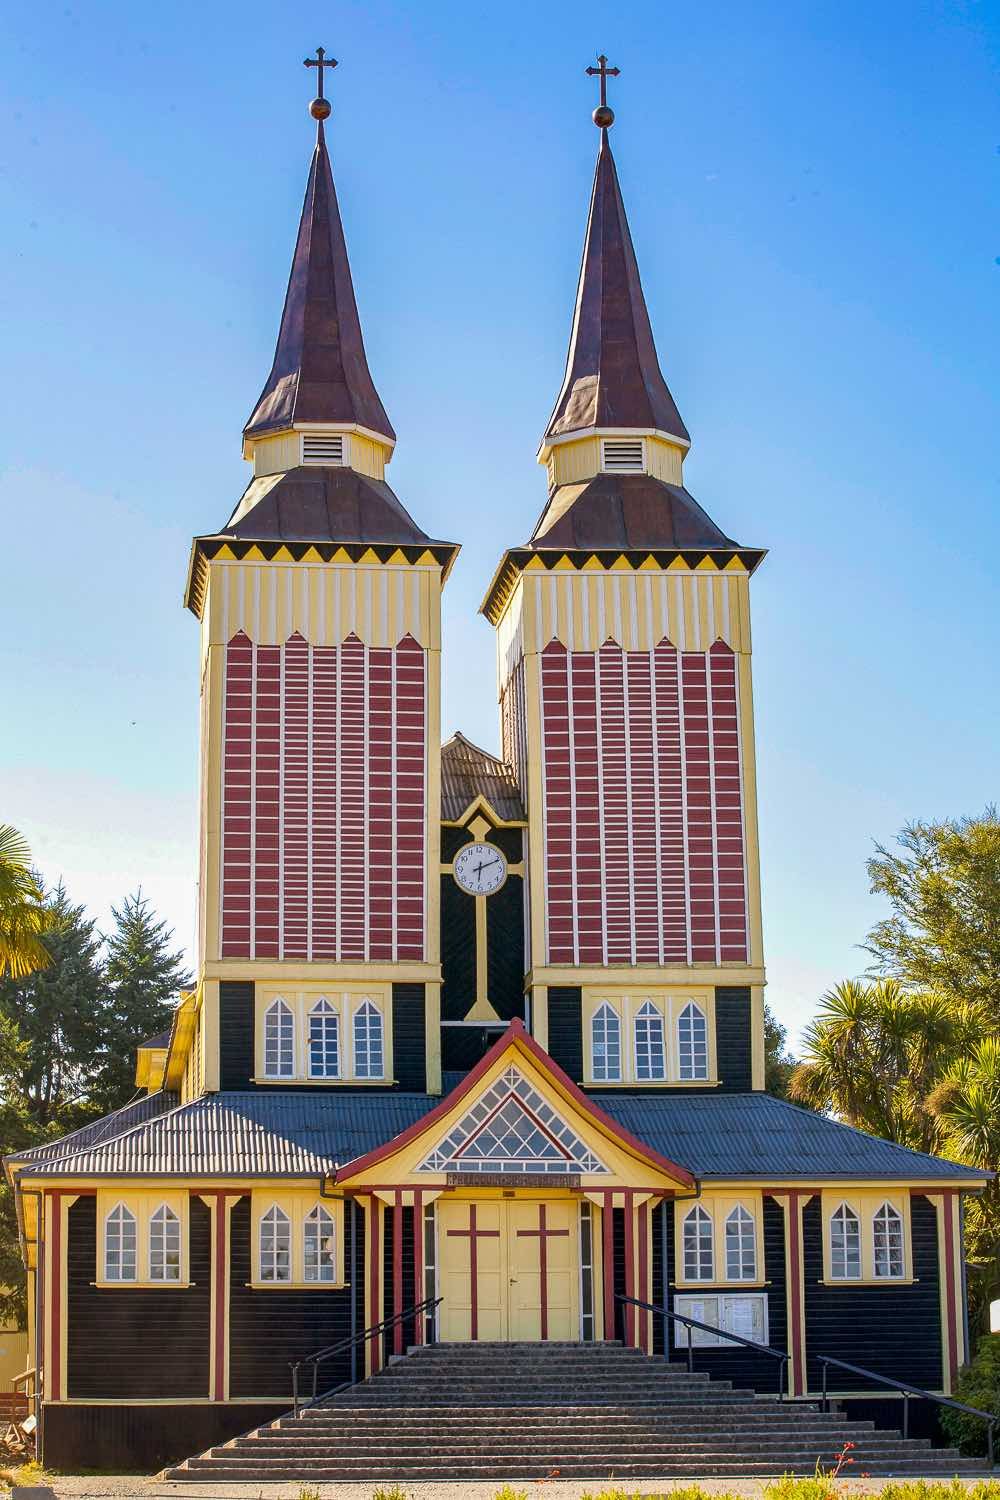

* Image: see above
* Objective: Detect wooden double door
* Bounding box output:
[437,1198,579,1342]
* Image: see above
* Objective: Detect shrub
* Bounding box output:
[371,1488,412,1500]
[939,1335,1000,1455]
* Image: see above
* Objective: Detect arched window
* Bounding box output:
[308,998,340,1078]
[683,1204,714,1281]
[873,1202,904,1279]
[149,1203,181,1281]
[634,1001,666,1081]
[830,1204,862,1279]
[303,1205,336,1282]
[725,1204,757,1281]
[105,1203,137,1282]
[353,999,384,1079]
[259,1205,292,1282]
[677,1003,709,1080]
[591,1003,622,1082]
[264,999,295,1078]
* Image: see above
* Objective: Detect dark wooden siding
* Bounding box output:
[548,987,583,1081]
[219,980,255,1089]
[441,875,477,1021]
[486,875,525,1020]
[228,1196,364,1399]
[392,984,426,1092]
[715,987,753,1092]
[66,1196,210,1400]
[441,1025,501,1073]
[382,1204,417,1360]
[803,1194,942,1393]
[42,1401,286,1473]
[441,826,472,861]
[652,1197,788,1394]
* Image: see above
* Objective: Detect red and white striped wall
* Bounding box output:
[220,630,427,961]
[537,638,748,966]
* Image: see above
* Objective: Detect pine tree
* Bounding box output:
[91,890,192,1112]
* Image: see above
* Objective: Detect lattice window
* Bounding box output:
[303,1205,337,1282]
[873,1202,904,1279]
[353,999,384,1079]
[634,1001,666,1081]
[149,1203,181,1282]
[105,1203,138,1282]
[830,1204,862,1279]
[264,999,295,1078]
[683,1204,714,1281]
[260,1205,292,1282]
[308,998,340,1079]
[725,1205,757,1281]
[591,1003,622,1082]
[417,1066,608,1174]
[678,1003,709,1080]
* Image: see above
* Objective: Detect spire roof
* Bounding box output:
[543,130,689,447]
[244,121,395,445]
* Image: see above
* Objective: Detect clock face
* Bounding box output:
[453,841,508,896]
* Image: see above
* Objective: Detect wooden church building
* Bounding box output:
[6,54,987,1473]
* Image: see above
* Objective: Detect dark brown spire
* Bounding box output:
[543,130,689,446]
[244,121,395,444]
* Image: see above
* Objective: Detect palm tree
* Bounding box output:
[0,824,50,978]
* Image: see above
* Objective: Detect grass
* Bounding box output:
[580,1486,1000,1500]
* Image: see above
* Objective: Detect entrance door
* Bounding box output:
[437,1199,579,1342]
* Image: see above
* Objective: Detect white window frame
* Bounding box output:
[677,1002,709,1081]
[830,1202,863,1281]
[303,1204,337,1283]
[583,990,716,1086]
[149,1202,182,1282]
[634,1000,667,1081]
[353,998,385,1080]
[103,1203,138,1283]
[872,1201,905,1280]
[682,1205,715,1282]
[591,1002,623,1082]
[308,997,340,1079]
[255,989,392,1083]
[263,998,295,1079]
[251,1196,345,1288]
[258,1205,293,1283]
[97,1191,190,1286]
[724,1204,757,1282]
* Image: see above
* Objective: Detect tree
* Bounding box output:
[763,1004,797,1098]
[865,810,1000,1013]
[90,890,191,1113]
[0,824,49,979]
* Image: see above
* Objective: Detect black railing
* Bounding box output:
[616,1293,789,1399]
[818,1354,997,1464]
[289,1296,442,1417]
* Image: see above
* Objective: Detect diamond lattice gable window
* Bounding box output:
[417,1067,609,1174]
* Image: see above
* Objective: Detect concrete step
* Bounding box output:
[171,1459,984,1481]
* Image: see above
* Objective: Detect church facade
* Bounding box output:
[6,60,986,1473]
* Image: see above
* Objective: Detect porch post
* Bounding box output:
[366,1195,383,1375]
[769,1189,810,1397]
[412,1188,424,1345]
[392,1190,404,1355]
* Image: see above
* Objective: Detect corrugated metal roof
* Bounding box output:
[15,1089,983,1183]
[6,1091,179,1170]
[441,733,525,823]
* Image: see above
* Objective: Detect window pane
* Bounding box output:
[264,1000,295,1078]
[260,1206,292,1281]
[873,1203,904,1278]
[678,1004,708,1080]
[303,1206,336,1282]
[354,1000,384,1079]
[309,1000,340,1079]
[683,1206,714,1281]
[105,1204,137,1282]
[150,1204,181,1282]
[592,1004,621,1082]
[635,1002,666,1081]
[725,1205,757,1281]
[830,1205,862,1279]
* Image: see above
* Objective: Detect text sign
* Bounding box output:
[446,1172,581,1190]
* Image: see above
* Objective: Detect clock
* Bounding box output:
[453,841,508,896]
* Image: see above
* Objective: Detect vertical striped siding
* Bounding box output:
[220,632,426,962]
[540,639,748,966]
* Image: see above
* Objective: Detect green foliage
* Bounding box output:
[881,1484,1000,1500]
[764,1004,798,1098]
[298,1488,321,1500]
[490,1488,529,1500]
[0,824,50,979]
[762,1475,838,1500]
[370,1487,412,1500]
[939,1334,1000,1455]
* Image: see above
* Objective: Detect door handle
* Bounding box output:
[509,1277,518,1284]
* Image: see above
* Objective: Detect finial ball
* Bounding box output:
[593,104,615,128]
[310,96,332,121]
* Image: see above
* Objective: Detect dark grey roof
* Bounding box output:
[138,1030,172,1050]
[441,733,525,822]
[14,1089,984,1183]
[594,1093,985,1182]
[6,1091,178,1171]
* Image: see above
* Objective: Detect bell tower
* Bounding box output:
[482,60,767,1084]
[185,55,457,1094]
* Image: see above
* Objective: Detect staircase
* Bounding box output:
[167,1341,985,1481]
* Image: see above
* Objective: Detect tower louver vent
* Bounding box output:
[601,438,645,473]
[302,432,346,466]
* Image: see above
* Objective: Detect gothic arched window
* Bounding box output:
[259,1205,292,1282]
[873,1202,904,1279]
[683,1204,714,1281]
[308,998,340,1078]
[677,1003,709,1080]
[591,1003,622,1082]
[263,998,295,1078]
[149,1203,181,1281]
[104,1203,137,1282]
[830,1203,862,1279]
[725,1204,757,1281]
[303,1204,337,1282]
[634,1001,666,1080]
[353,1000,384,1079]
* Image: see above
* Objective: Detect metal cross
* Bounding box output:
[586,53,620,109]
[304,45,338,100]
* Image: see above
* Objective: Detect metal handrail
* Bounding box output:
[818,1354,997,1464]
[616,1293,789,1399]
[289,1296,442,1417]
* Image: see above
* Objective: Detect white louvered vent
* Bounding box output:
[301,432,346,466]
[601,437,646,473]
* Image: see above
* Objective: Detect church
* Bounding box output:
[5,52,987,1477]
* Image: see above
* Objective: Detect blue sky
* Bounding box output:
[2,1,997,1045]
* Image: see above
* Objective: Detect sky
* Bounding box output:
[1,0,997,1047]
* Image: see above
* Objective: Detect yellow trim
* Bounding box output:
[254,986,394,1085]
[750,985,766,1091]
[532,985,549,1051]
[673,1191,765,1287]
[164,987,201,1090]
[737,650,764,969]
[819,1188,914,1283]
[528,965,767,987]
[134,1046,168,1091]
[581,988,717,1087]
[425,979,442,1095]
[249,1191,345,1287]
[204,960,440,982]
[95,1189,190,1286]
